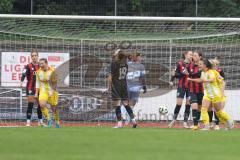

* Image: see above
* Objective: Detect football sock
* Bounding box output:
[37,104,43,120]
[197,110,201,122]
[208,111,213,123]
[115,106,122,121]
[192,109,198,126]
[54,110,60,124]
[124,105,134,119]
[26,102,34,120]
[214,111,220,125]
[41,107,50,121]
[201,107,209,125]
[184,105,191,122]
[216,110,230,124]
[173,105,181,120]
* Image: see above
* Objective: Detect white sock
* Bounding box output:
[117,121,123,127]
[39,119,43,123]
[27,119,31,124]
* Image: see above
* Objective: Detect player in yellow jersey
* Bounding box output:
[207,59,226,130]
[188,59,234,130]
[35,58,60,128]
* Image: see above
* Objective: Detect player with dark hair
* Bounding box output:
[20,49,45,127]
[35,58,59,128]
[168,51,193,128]
[108,50,137,128]
[188,59,234,130]
[188,51,204,130]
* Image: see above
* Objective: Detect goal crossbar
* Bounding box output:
[0,14,240,22]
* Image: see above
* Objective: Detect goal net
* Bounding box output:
[0,15,239,127]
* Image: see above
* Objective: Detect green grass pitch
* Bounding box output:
[0,127,240,160]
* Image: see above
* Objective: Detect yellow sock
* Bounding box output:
[41,107,50,121]
[216,110,230,124]
[201,107,209,125]
[215,112,225,124]
[54,110,60,124]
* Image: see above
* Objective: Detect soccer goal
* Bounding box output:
[0,15,239,127]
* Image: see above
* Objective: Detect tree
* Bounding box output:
[198,0,240,17]
[0,0,15,13]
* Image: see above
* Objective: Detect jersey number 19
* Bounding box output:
[119,67,127,80]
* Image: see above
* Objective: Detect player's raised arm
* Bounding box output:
[20,65,29,87]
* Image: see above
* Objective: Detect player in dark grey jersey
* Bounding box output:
[127,52,147,108]
[108,50,137,128]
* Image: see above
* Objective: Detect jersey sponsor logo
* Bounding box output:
[127,71,141,79]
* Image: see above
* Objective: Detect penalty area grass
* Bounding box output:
[0,127,240,160]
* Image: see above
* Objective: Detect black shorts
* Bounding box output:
[26,88,35,96]
[111,83,128,100]
[189,92,204,105]
[177,87,190,99]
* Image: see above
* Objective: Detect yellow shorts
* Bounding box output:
[203,95,225,104]
[39,90,59,106]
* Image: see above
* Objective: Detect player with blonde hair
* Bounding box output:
[35,58,60,128]
[208,58,226,130]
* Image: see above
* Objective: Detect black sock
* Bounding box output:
[37,104,42,120]
[115,106,122,121]
[184,105,191,122]
[173,105,181,120]
[192,109,198,126]
[124,105,134,119]
[208,111,213,123]
[197,111,201,122]
[26,102,34,120]
[214,111,220,125]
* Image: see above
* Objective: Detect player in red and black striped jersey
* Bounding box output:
[20,49,45,127]
[168,51,193,128]
[188,51,204,130]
